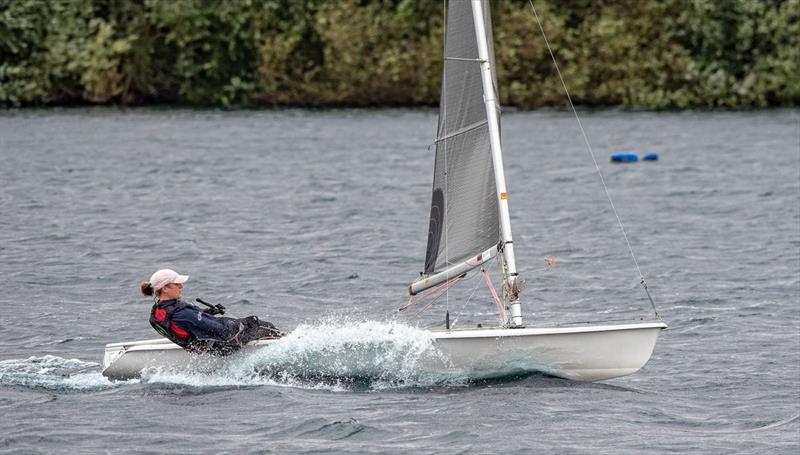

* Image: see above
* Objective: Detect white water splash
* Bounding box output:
[141,319,466,390]
[0,355,129,391]
[233,319,456,386]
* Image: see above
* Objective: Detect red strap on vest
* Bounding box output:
[154,307,167,322]
[170,321,190,339]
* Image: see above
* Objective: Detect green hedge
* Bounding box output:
[1,0,798,108]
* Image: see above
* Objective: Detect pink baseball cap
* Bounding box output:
[149,269,189,291]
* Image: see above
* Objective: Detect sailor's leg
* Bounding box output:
[238,316,282,342]
[255,320,282,338]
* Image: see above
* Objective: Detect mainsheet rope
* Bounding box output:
[450,271,483,328]
[527,0,661,319]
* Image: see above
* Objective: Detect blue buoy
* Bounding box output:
[642,153,659,161]
[610,152,638,163]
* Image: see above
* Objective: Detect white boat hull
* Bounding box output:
[429,321,667,381]
[102,321,666,382]
[101,337,279,380]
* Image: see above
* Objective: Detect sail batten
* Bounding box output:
[420,0,500,281]
[435,120,488,143]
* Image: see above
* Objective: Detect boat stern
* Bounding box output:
[102,344,127,372]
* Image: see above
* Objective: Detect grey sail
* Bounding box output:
[423,0,500,276]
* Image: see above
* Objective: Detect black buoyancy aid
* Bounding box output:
[149,300,202,352]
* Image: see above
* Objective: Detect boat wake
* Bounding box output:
[1,320,471,392]
[0,355,126,392]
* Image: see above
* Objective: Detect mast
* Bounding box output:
[470,0,522,326]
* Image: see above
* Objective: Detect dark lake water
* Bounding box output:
[0,108,798,453]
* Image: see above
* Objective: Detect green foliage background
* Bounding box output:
[1,0,798,108]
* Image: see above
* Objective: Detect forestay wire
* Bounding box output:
[526,0,661,319]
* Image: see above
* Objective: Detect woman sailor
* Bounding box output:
[140,268,280,354]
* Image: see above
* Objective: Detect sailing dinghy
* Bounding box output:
[102,0,665,382]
